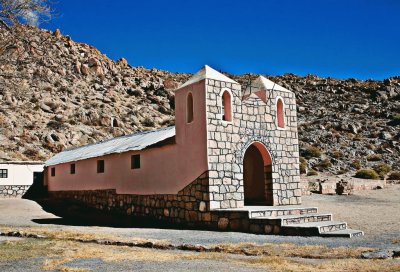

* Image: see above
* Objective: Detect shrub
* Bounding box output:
[367,154,382,161]
[47,120,65,130]
[365,143,375,150]
[350,159,361,170]
[388,115,400,126]
[23,148,39,159]
[143,117,155,127]
[355,169,379,180]
[302,146,322,159]
[373,163,391,178]
[331,150,344,159]
[299,157,307,174]
[307,169,318,176]
[308,181,319,191]
[388,171,400,180]
[316,159,332,169]
[336,169,348,175]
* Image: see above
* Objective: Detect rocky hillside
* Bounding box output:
[0,25,399,175]
[233,73,400,175]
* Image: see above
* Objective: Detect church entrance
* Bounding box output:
[243,142,273,206]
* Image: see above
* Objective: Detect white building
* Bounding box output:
[0,161,44,198]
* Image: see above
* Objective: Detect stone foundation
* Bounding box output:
[0,185,31,198]
[49,171,282,233]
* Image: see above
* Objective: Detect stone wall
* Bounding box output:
[205,79,301,209]
[304,177,388,195]
[49,172,282,234]
[0,185,31,198]
[51,172,215,228]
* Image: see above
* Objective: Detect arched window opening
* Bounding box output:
[186,92,194,123]
[277,98,285,128]
[222,91,232,121]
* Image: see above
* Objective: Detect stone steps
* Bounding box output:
[283,220,347,233]
[255,213,333,225]
[218,205,364,238]
[249,206,318,218]
[320,229,364,238]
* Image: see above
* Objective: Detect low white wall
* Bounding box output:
[0,163,44,186]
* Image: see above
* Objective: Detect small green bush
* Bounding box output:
[299,157,307,174]
[355,168,379,180]
[367,154,382,161]
[388,171,400,180]
[303,146,322,159]
[307,169,318,176]
[388,115,400,126]
[373,163,391,178]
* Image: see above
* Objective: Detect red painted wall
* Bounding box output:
[47,80,209,195]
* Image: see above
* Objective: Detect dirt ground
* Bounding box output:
[0,186,400,271]
[302,184,400,240]
[0,185,399,250]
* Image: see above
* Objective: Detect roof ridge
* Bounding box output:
[178,65,238,89]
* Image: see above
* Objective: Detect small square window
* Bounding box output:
[97,160,105,173]
[51,168,55,177]
[70,164,76,174]
[0,169,8,178]
[131,154,140,169]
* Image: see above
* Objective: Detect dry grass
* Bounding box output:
[0,239,51,262]
[0,225,169,245]
[213,242,373,259]
[244,256,400,272]
[0,238,194,270]
[1,225,373,260]
[0,238,398,272]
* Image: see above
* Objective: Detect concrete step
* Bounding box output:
[249,207,318,218]
[282,221,348,236]
[253,213,333,225]
[320,229,364,238]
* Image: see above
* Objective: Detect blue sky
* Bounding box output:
[42,0,400,79]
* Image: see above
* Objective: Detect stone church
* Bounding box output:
[45,65,362,237]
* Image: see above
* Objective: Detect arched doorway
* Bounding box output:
[243,142,273,206]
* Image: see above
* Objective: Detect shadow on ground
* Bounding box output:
[21,174,187,229]
[29,197,192,230]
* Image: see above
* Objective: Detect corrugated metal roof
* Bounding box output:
[45,126,176,166]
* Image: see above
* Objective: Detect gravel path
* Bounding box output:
[0,254,268,272]
[0,185,399,250]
